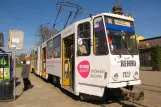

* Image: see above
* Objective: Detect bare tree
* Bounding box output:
[36,25,57,43]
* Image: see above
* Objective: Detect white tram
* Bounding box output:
[30,12,141,99]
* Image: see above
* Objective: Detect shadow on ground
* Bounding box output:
[15,85,34,100]
[15,91,24,100]
[14,77,21,87]
[31,72,147,107]
[140,66,153,71]
[58,86,143,107]
[16,81,21,87]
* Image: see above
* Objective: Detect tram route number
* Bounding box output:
[123,71,131,78]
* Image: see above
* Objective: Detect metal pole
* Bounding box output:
[3,55,4,80]
[13,49,16,100]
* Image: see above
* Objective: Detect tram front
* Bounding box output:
[103,15,141,88]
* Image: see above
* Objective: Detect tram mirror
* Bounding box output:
[0,33,4,47]
[78,38,83,45]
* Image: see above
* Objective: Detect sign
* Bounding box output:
[8,30,24,50]
[121,60,136,67]
[123,71,131,78]
[114,19,131,27]
[77,60,90,78]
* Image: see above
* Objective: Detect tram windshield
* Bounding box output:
[104,16,138,55]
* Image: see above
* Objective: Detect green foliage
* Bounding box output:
[16,63,23,68]
[150,46,161,71]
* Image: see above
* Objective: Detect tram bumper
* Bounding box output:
[107,80,141,88]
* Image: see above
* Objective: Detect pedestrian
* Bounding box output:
[21,59,31,91]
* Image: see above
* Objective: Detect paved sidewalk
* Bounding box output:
[0,68,96,107]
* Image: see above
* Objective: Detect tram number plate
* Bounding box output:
[123,71,131,78]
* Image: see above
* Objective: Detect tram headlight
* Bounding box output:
[133,71,139,79]
[112,73,118,81]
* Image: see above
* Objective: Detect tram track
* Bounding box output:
[99,99,149,107]
[124,99,149,107]
[135,84,161,93]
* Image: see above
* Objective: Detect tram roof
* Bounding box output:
[34,12,134,48]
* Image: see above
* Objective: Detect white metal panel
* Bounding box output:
[37,46,41,75]
[109,55,140,83]
[42,41,46,48]
[62,23,75,38]
[127,80,141,85]
[78,83,105,97]
[46,58,62,77]
[103,13,134,21]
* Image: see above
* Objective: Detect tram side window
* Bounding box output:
[77,22,91,56]
[93,17,108,55]
[53,35,61,58]
[31,51,34,60]
[47,39,53,59]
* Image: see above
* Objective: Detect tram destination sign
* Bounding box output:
[114,19,131,27]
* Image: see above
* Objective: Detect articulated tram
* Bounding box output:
[29,12,141,99]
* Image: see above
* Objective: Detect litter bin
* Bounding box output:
[0,80,13,100]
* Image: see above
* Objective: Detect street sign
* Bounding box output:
[8,30,24,50]
[8,30,24,100]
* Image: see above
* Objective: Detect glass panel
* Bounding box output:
[47,40,53,59]
[0,55,9,68]
[104,16,137,55]
[93,17,108,55]
[105,16,134,28]
[77,22,91,56]
[53,35,61,58]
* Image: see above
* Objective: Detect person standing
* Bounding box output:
[21,60,31,91]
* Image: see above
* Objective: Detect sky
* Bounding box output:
[0,0,161,54]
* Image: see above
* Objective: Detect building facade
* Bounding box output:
[139,36,161,66]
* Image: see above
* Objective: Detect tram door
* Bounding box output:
[42,47,46,77]
[62,35,75,89]
[34,51,37,73]
[30,53,32,72]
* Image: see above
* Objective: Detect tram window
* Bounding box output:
[53,35,61,58]
[77,22,91,56]
[47,39,53,59]
[93,17,109,55]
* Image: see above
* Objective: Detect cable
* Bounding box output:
[63,11,73,29]
[53,6,63,28]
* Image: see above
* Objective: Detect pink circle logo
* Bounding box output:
[77,60,90,78]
